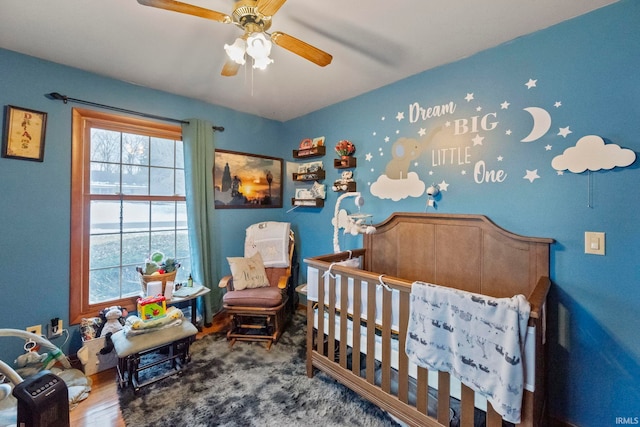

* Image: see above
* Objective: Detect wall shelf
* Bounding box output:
[332,181,357,192]
[293,170,326,181]
[291,198,324,207]
[293,146,326,159]
[334,157,357,168]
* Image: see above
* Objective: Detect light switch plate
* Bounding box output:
[585,231,605,255]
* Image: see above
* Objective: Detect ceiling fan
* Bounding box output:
[136,0,333,76]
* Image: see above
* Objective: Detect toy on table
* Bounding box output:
[137,295,167,321]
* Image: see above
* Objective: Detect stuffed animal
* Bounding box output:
[332,170,355,192]
[97,306,127,338]
[14,351,48,377]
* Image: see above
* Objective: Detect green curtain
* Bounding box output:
[182,119,220,324]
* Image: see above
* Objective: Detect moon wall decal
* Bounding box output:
[521,107,552,142]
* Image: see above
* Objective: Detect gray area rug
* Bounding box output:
[118,313,399,426]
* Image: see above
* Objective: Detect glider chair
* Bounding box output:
[218,222,297,350]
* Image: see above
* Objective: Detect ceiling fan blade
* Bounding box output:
[221,60,241,77]
[256,0,288,17]
[136,0,231,23]
[271,32,332,67]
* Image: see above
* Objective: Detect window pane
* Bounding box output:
[122,232,151,265]
[90,128,120,163]
[150,137,175,168]
[150,167,174,196]
[176,202,187,230]
[90,162,120,194]
[150,230,176,256]
[123,201,149,233]
[123,165,149,195]
[151,202,175,231]
[89,267,121,304]
[176,140,184,167]
[176,169,185,197]
[90,201,120,234]
[123,267,142,297]
[90,234,121,270]
[122,133,148,166]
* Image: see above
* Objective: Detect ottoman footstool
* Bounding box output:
[111,321,198,393]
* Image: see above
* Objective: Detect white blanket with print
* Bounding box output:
[405,282,531,424]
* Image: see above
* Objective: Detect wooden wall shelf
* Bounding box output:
[332,181,357,192]
[293,146,326,158]
[334,157,357,168]
[291,198,324,207]
[293,170,326,181]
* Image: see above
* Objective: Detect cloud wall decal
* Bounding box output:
[551,135,636,173]
[370,171,425,201]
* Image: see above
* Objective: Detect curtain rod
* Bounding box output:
[45,92,224,132]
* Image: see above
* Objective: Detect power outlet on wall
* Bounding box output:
[26,325,42,336]
[47,318,63,339]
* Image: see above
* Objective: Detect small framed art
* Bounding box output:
[2,105,48,162]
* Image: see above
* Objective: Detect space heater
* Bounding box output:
[12,370,70,427]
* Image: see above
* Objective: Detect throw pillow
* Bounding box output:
[227,252,270,290]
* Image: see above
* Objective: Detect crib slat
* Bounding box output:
[317,275,325,356]
[437,371,451,425]
[416,366,428,414]
[352,277,362,376]
[306,299,314,377]
[381,286,392,393]
[486,402,502,427]
[460,384,475,426]
[328,275,336,361]
[397,291,410,404]
[366,281,376,384]
[339,275,348,369]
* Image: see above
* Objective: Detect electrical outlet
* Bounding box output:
[26,325,42,336]
[47,318,63,339]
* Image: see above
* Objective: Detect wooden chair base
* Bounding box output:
[225,302,290,350]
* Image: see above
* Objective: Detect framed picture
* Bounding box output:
[214,149,283,209]
[2,105,47,162]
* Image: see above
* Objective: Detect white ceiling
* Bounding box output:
[0,0,618,122]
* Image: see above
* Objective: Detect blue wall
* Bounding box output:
[1,1,638,425]
[285,1,640,426]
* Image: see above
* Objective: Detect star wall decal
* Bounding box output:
[366,152,373,161]
[472,134,484,146]
[523,169,540,182]
[554,101,562,108]
[438,180,450,191]
[396,112,404,121]
[525,79,537,89]
[558,127,572,138]
[418,128,426,136]
[501,101,510,109]
[465,93,474,102]
[545,145,552,151]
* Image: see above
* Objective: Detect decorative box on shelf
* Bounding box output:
[334,156,357,168]
[291,198,324,207]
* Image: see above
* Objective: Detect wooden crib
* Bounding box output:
[304,213,553,427]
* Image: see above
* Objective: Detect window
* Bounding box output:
[70,109,190,323]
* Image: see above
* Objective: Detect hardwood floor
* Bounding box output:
[69,314,229,427]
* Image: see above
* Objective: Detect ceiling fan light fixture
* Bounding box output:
[252,55,274,70]
[224,37,247,65]
[246,32,272,59]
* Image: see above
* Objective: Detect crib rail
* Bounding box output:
[305,251,547,427]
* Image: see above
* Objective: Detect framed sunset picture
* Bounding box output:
[214,149,283,209]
